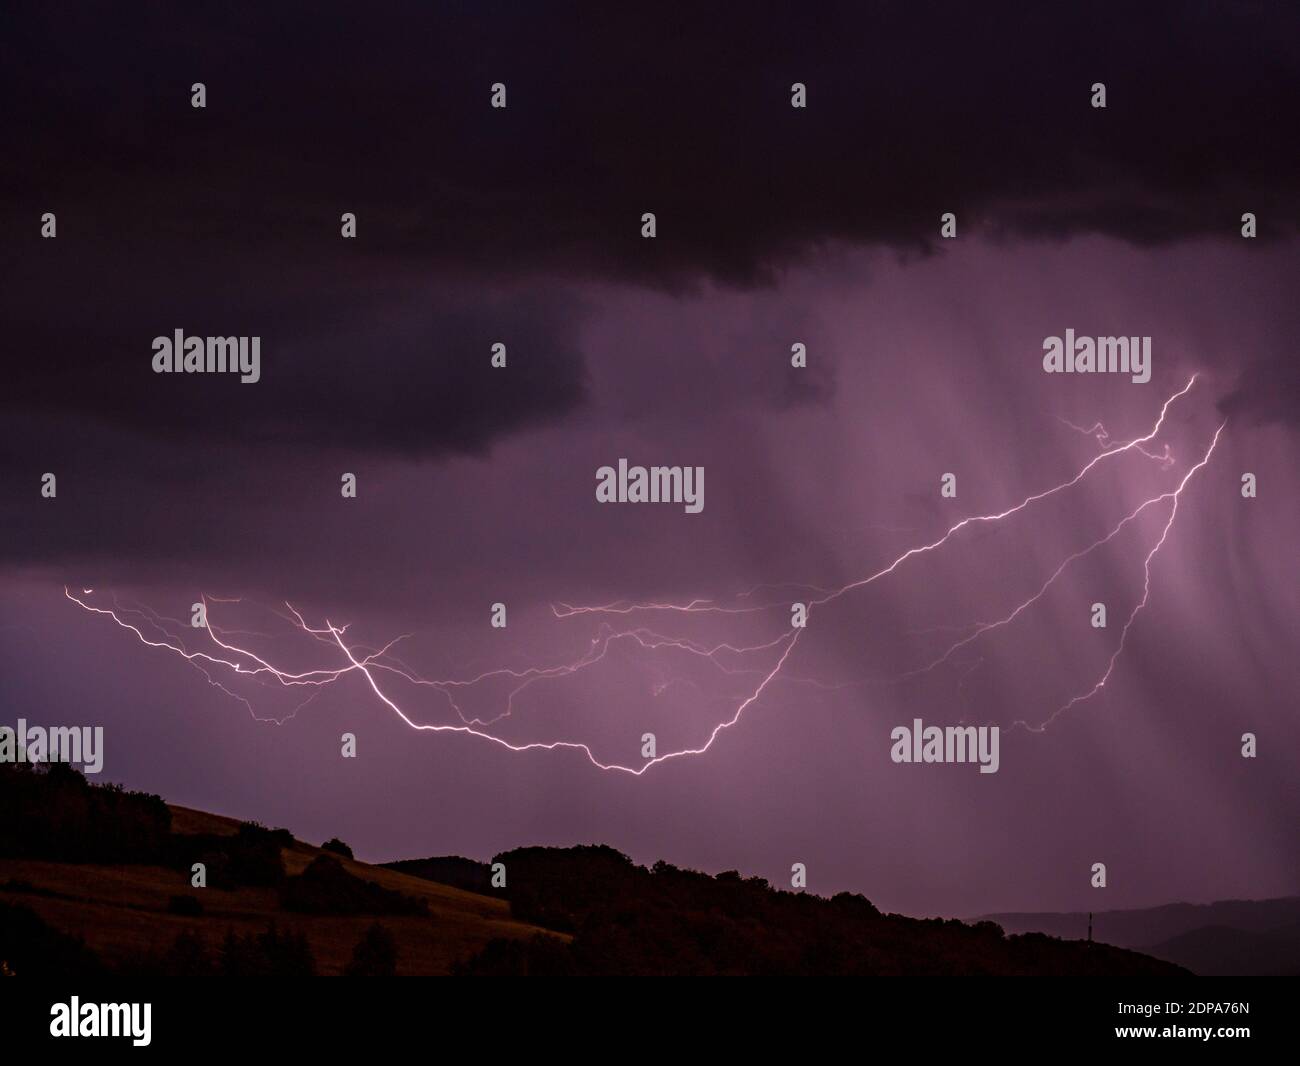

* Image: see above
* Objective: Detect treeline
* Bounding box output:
[451,845,1190,976]
[0,761,171,863]
[0,761,424,913]
[0,761,289,889]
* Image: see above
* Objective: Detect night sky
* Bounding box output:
[1,2,1296,917]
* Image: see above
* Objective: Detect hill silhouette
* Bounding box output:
[0,762,1191,976]
[0,761,560,975]
[400,845,1188,976]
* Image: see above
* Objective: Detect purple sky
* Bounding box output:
[1,3,1296,916]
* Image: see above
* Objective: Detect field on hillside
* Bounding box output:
[0,804,561,975]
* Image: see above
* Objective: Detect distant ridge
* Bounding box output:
[381,856,494,896]
[1146,923,1300,977]
[980,896,1300,976]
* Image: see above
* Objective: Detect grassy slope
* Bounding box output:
[0,804,562,975]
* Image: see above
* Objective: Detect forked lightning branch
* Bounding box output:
[66,376,1224,776]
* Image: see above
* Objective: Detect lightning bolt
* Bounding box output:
[65,375,1222,769]
[900,421,1225,687]
[1021,420,1227,733]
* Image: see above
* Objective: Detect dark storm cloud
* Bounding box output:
[2,1,1296,448]
[0,236,589,455]
[3,0,1297,288]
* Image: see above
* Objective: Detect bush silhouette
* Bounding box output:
[120,930,216,976]
[159,930,216,976]
[0,901,104,977]
[279,855,427,916]
[219,923,315,976]
[344,922,398,976]
[175,823,286,890]
[322,837,354,859]
[455,934,574,976]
